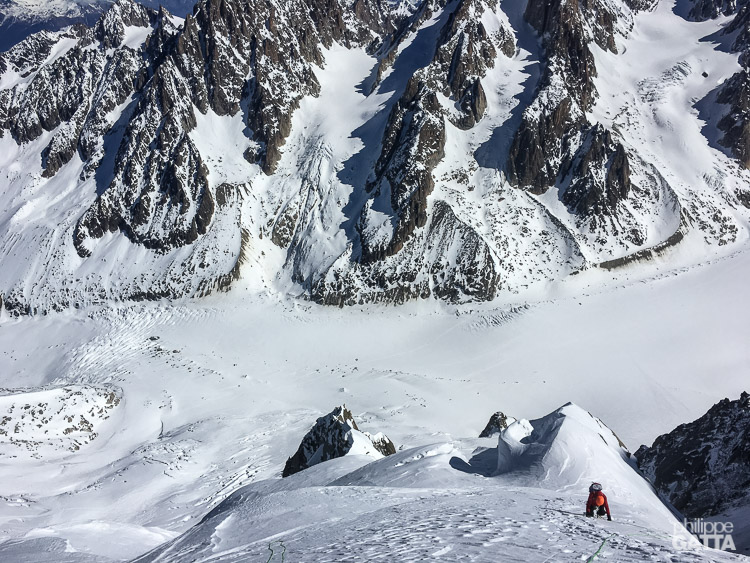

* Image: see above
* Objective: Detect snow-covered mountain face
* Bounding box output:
[0,249,747,561]
[0,0,105,53]
[636,392,750,552]
[0,0,197,52]
[1,0,750,315]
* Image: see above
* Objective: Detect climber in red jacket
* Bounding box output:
[586,482,612,520]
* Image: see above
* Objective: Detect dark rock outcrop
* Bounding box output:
[282,405,396,477]
[505,0,653,197]
[431,0,514,130]
[367,432,397,456]
[428,201,499,302]
[312,199,501,306]
[94,0,156,48]
[501,0,681,261]
[636,392,750,518]
[688,0,748,21]
[359,80,445,263]
[624,0,658,11]
[1,0,402,258]
[1,0,747,313]
[506,0,604,193]
[561,125,631,216]
[717,68,750,168]
[479,411,515,438]
[698,1,750,168]
[65,0,397,254]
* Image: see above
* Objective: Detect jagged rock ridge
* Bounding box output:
[73,0,396,256]
[479,411,516,438]
[1,0,750,313]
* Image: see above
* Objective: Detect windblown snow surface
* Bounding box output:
[0,246,748,561]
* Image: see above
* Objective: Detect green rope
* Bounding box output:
[586,534,615,563]
[266,539,286,563]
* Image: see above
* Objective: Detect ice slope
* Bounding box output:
[0,243,747,560]
[134,405,739,562]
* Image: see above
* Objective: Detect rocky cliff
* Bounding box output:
[636,392,750,519]
[1,0,749,313]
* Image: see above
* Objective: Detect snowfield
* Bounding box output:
[0,244,748,560]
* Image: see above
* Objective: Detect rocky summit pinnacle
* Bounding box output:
[282,405,396,477]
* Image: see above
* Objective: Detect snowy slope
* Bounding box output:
[0,0,749,559]
[0,241,747,559]
[133,405,738,562]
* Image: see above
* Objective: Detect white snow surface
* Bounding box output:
[0,243,747,560]
[132,404,738,561]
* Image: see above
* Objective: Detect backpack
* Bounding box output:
[589,482,603,493]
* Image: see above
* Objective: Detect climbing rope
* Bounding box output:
[543,505,674,559]
[266,539,286,563]
[586,534,615,562]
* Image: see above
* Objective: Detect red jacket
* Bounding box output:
[586,491,611,517]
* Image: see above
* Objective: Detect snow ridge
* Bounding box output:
[132,402,742,562]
